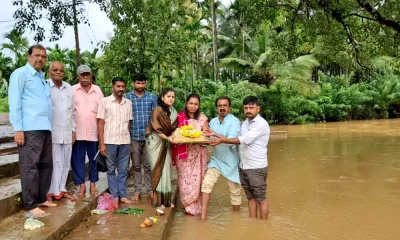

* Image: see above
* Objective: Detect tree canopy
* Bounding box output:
[4,0,400,122]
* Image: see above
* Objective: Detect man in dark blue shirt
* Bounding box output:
[125,73,157,201]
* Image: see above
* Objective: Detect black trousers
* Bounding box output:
[18,130,53,210]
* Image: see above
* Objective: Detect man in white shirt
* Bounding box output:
[47,61,76,201]
[209,96,270,220]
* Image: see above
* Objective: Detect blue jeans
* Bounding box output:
[106,144,130,198]
[71,140,99,184]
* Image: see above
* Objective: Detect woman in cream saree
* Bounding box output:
[145,88,178,207]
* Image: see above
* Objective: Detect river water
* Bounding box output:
[168,119,400,240]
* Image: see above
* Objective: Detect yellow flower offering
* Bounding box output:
[180,125,202,138]
[181,125,194,130]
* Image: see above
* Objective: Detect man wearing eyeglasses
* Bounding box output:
[46,61,76,202]
[8,44,56,217]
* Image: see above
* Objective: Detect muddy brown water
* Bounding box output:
[168,119,400,240]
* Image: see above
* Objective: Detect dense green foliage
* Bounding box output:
[0,98,9,113]
[3,0,400,123]
[165,72,400,123]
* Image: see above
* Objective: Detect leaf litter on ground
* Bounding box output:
[113,207,144,215]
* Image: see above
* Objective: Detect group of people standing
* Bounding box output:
[8,44,271,220]
[8,45,106,217]
[169,94,271,220]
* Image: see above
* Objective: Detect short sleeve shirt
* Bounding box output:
[97,95,133,145]
[207,114,241,183]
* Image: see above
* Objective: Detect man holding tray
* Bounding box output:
[200,96,242,220]
[208,96,270,220]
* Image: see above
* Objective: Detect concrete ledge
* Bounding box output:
[0,178,21,220]
[0,137,14,144]
[0,145,17,155]
[0,154,19,179]
[0,126,13,139]
[0,160,88,221]
[160,179,178,240]
[65,176,179,240]
[0,173,108,240]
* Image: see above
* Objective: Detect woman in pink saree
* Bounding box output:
[172,93,209,215]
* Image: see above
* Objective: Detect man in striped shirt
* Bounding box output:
[97,77,133,204]
[125,73,157,201]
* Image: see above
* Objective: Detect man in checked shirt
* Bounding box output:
[125,73,157,201]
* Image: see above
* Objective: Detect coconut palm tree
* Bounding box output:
[1,29,29,68]
[219,22,320,95]
[66,49,78,83]
[0,53,13,83]
[0,70,8,98]
[81,48,99,77]
[47,44,70,63]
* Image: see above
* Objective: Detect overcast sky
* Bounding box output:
[1,0,233,58]
[0,1,113,57]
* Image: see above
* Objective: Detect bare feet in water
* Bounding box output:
[46,196,53,203]
[28,207,46,217]
[38,201,57,207]
[120,197,132,204]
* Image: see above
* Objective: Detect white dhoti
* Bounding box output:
[47,143,72,199]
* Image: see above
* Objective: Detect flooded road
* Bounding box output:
[168,119,400,240]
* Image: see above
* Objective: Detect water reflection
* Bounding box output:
[168,120,400,240]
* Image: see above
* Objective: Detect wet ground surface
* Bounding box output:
[66,186,177,240]
[66,169,178,240]
[168,119,400,240]
[0,178,20,199]
[0,173,108,240]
